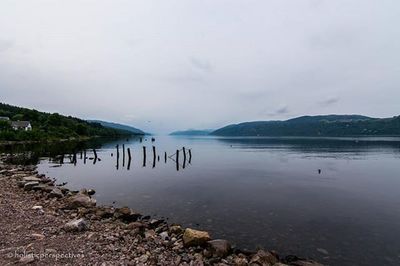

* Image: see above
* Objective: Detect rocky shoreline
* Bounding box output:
[0,154,322,265]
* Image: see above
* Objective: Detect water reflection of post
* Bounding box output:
[127,148,132,170]
[182,147,186,169]
[143,146,146,167]
[176,149,179,171]
[122,144,126,168]
[73,152,77,166]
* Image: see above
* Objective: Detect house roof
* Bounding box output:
[11,121,31,127]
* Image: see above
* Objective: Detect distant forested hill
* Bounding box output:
[212,115,400,137]
[170,129,213,136]
[88,120,145,135]
[0,103,134,141]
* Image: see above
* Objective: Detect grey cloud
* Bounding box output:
[319,97,340,106]
[0,39,14,53]
[0,1,399,133]
[190,57,213,73]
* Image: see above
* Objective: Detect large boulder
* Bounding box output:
[113,207,141,222]
[208,239,231,257]
[182,228,211,247]
[63,218,89,232]
[65,193,96,209]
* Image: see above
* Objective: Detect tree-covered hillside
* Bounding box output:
[212,115,400,137]
[0,103,135,141]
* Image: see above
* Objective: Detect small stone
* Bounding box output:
[182,228,211,247]
[208,239,231,257]
[169,225,183,234]
[159,231,169,241]
[139,254,149,263]
[31,205,43,210]
[19,255,35,264]
[316,248,329,255]
[30,233,45,240]
[63,218,89,232]
[87,189,96,195]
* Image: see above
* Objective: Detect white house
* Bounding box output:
[11,121,32,131]
[0,116,10,121]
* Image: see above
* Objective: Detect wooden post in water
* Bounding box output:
[83,150,87,164]
[143,146,146,167]
[188,149,192,164]
[93,149,98,165]
[182,147,186,169]
[157,155,160,162]
[80,151,82,159]
[152,146,156,168]
[127,148,132,170]
[116,145,120,170]
[176,150,180,170]
[122,144,125,167]
[60,154,64,164]
[164,152,167,163]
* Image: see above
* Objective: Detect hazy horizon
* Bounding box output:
[1,1,400,134]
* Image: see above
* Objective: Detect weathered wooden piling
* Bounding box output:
[122,144,125,167]
[83,150,87,164]
[126,147,131,170]
[127,148,132,161]
[183,147,187,165]
[176,149,179,171]
[164,152,167,163]
[188,149,192,164]
[143,146,146,167]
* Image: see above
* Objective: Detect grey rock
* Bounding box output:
[49,188,63,198]
[22,176,42,182]
[24,181,39,191]
[63,218,89,232]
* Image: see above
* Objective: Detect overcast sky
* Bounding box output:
[1,0,399,134]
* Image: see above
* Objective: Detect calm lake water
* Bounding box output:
[27,136,400,265]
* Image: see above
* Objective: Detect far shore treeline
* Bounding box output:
[0,103,143,141]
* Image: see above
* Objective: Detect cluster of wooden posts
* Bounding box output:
[114,144,192,171]
[61,139,192,171]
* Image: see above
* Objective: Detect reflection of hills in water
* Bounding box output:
[0,137,193,171]
[215,136,400,154]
